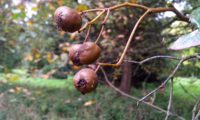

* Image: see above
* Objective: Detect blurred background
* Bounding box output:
[0,0,200,120]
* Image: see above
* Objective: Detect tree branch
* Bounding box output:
[192,98,200,120]
[165,78,174,120]
[137,54,199,105]
[100,67,185,120]
[124,55,180,65]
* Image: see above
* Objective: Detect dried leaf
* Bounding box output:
[84,100,96,106]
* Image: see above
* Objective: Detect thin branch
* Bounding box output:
[165,78,174,120]
[171,5,190,22]
[95,25,104,44]
[192,98,200,120]
[98,10,150,67]
[83,25,91,42]
[137,54,199,105]
[95,65,100,73]
[194,110,200,120]
[124,55,180,65]
[80,8,104,14]
[82,2,189,23]
[100,67,185,120]
[149,6,189,22]
[81,2,190,33]
[109,2,148,10]
[137,58,182,104]
[95,9,110,44]
[79,2,190,67]
[79,10,106,32]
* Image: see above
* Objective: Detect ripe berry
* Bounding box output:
[73,68,98,94]
[54,6,82,33]
[69,42,101,66]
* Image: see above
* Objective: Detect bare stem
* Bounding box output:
[78,2,190,67]
[79,10,106,32]
[100,67,185,120]
[192,98,200,120]
[80,8,104,14]
[83,25,91,42]
[95,9,110,44]
[137,54,199,104]
[98,10,150,67]
[80,2,189,33]
[165,78,174,120]
[109,2,148,10]
[124,55,180,65]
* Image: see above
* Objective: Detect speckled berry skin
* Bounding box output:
[73,68,98,94]
[54,6,82,33]
[69,42,101,66]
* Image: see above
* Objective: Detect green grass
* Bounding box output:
[0,74,200,120]
[174,77,200,98]
[12,77,73,89]
[0,69,73,89]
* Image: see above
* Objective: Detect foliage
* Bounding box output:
[0,0,199,78]
[0,0,78,75]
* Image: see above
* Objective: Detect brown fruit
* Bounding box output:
[73,68,98,94]
[69,42,101,66]
[54,6,82,33]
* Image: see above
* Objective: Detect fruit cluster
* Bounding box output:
[54,6,101,94]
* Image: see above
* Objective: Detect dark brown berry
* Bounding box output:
[69,42,101,66]
[54,6,82,33]
[73,68,98,94]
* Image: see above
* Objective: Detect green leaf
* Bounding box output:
[169,30,200,50]
[12,12,26,20]
[190,7,200,28]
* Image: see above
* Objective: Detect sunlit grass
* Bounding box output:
[0,69,74,90]
[13,77,73,89]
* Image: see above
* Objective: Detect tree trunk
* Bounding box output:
[119,61,132,94]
